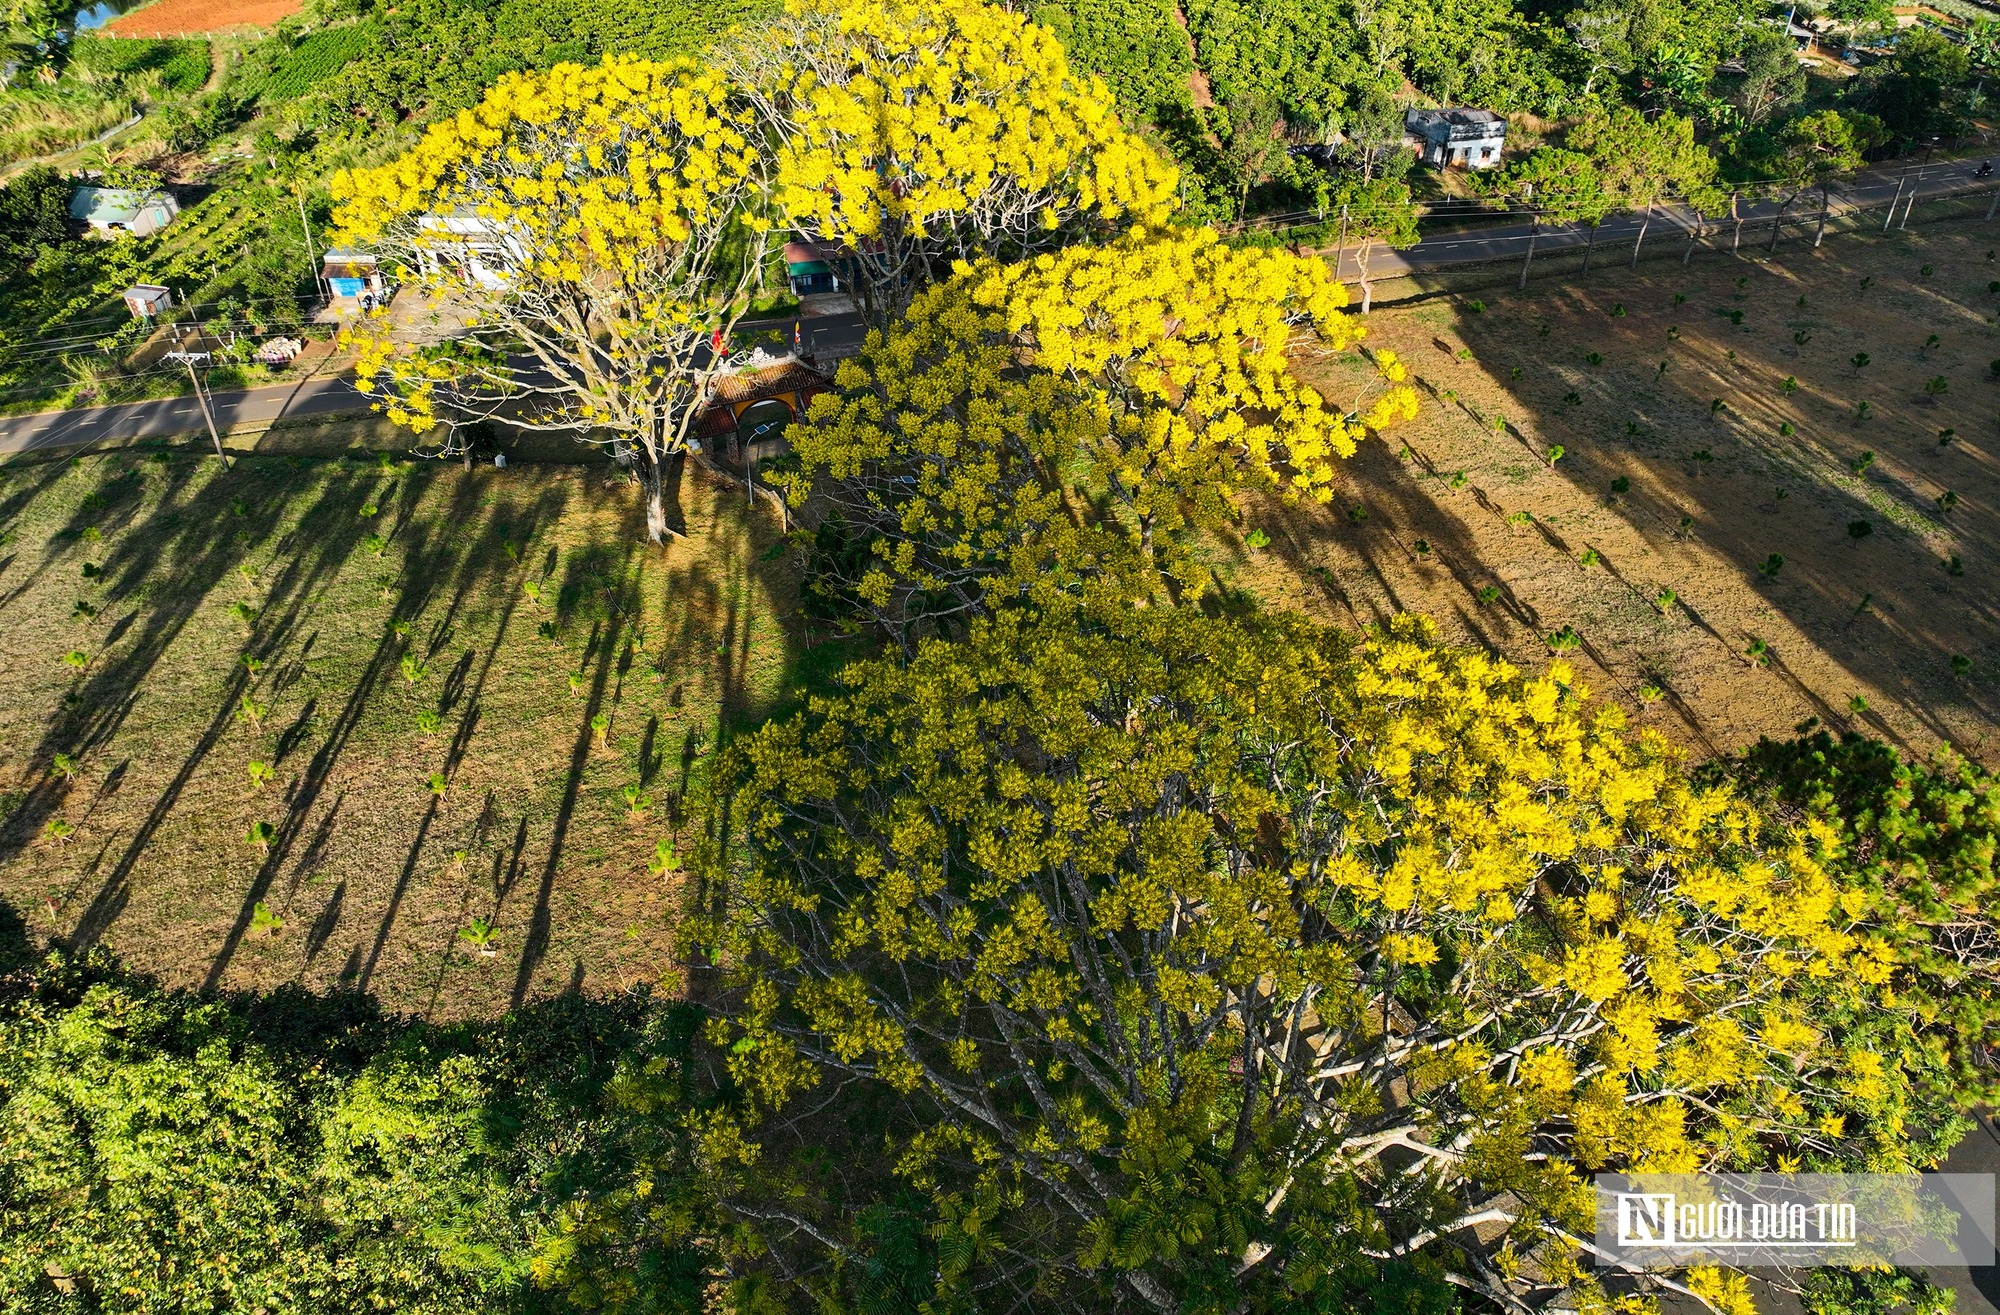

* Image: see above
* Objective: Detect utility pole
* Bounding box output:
[175,309,229,469]
[295,184,323,305]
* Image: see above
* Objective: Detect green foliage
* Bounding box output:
[0,947,714,1314]
[1851,27,1972,141]
[252,23,375,104]
[1028,0,1191,121]
[67,36,211,93]
[1181,0,1365,134]
[0,165,71,267]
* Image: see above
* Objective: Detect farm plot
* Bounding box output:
[0,450,806,1015]
[106,0,301,36]
[1231,223,2000,763]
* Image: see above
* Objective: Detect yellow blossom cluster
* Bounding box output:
[961,225,1412,512]
[758,0,1176,248]
[330,56,758,283]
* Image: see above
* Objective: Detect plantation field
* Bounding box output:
[0,449,806,1014]
[1249,221,2000,764]
[106,0,302,36]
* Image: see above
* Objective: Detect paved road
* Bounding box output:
[0,372,374,457]
[7,156,1994,458]
[1343,155,2000,280]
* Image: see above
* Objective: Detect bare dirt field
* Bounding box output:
[105,0,300,36]
[0,448,806,1015]
[1224,217,2000,766]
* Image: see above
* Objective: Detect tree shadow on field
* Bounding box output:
[199,469,570,991]
[1439,234,2000,755]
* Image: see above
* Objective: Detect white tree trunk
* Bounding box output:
[1630,202,1652,268]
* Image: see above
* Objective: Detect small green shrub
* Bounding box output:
[648,837,679,876]
[1952,655,1972,677]
[1940,427,1958,447]
[1851,352,1870,370]
[1476,585,1500,605]
[1547,625,1581,653]
[1780,376,1797,393]
[1563,391,1581,406]
[247,820,275,851]
[1655,586,1677,611]
[1744,637,1770,667]
[1794,330,1812,345]
[1466,299,1485,312]
[250,900,282,932]
[1758,553,1784,579]
[43,818,73,843]
[458,916,499,954]
[1847,519,1874,541]
[1610,476,1630,494]
[426,771,447,796]
[228,602,257,625]
[523,581,543,604]
[1937,490,1958,513]
[1848,694,1870,715]
[1244,527,1270,548]
[247,761,273,789]
[70,600,96,623]
[590,712,610,745]
[1925,375,1948,396]
[364,533,388,556]
[1944,555,1965,577]
[1585,352,1602,366]
[1779,422,1795,436]
[1579,548,1600,567]
[359,503,379,518]
[416,710,441,734]
[61,650,88,670]
[1610,303,1624,316]
[1851,451,1875,475]
[51,753,76,779]
[621,783,654,818]
[1920,264,1934,276]
[1545,445,1564,465]
[1923,334,1940,355]
[400,653,428,684]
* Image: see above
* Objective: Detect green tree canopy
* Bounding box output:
[693,603,1981,1314]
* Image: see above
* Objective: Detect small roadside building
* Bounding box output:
[695,348,831,463]
[71,185,179,237]
[321,249,386,306]
[122,284,172,320]
[1404,108,1508,170]
[784,238,852,297]
[412,213,522,291]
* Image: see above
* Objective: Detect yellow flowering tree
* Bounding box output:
[690,606,1973,1314]
[725,0,1179,325]
[328,57,769,543]
[769,225,1418,645]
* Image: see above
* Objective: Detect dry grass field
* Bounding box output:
[1222,219,2000,765]
[0,449,807,1014]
